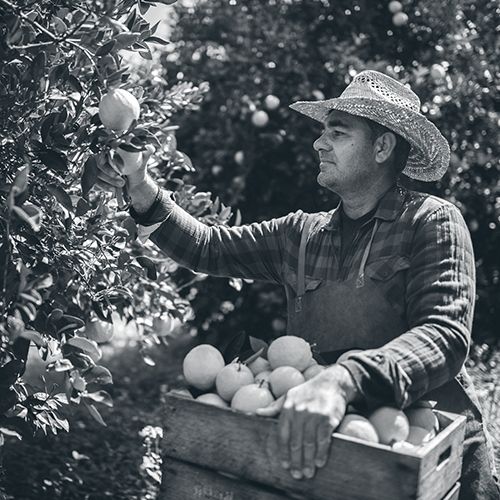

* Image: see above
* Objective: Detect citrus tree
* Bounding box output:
[0,0,237,445]
[164,0,499,345]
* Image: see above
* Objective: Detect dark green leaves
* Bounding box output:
[81,155,99,197]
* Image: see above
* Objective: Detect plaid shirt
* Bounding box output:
[131,183,475,409]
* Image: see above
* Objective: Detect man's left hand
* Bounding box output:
[257,364,359,480]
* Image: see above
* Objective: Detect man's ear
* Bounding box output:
[374,132,397,164]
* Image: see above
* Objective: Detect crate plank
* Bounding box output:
[161,457,294,500]
[163,394,443,500]
[416,412,466,500]
[441,482,460,500]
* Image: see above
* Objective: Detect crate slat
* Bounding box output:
[161,457,294,500]
[163,394,464,500]
[442,482,460,500]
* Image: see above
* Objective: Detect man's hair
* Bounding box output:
[364,118,411,175]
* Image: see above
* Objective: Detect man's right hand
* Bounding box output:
[95,144,155,194]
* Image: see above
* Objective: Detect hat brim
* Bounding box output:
[290,97,450,182]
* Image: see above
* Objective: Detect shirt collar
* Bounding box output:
[322,183,407,232]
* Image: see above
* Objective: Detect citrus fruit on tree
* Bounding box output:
[251,110,269,128]
[268,366,305,398]
[115,145,143,175]
[368,406,410,445]
[388,1,403,13]
[182,344,225,391]
[215,362,254,401]
[234,150,245,165]
[264,94,280,110]
[267,335,312,371]
[247,356,271,376]
[392,11,409,27]
[196,393,228,408]
[336,414,379,443]
[430,63,446,81]
[84,318,114,344]
[98,88,140,132]
[231,383,274,414]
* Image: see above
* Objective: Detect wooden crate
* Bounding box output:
[160,394,466,500]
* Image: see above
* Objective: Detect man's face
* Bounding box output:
[313,110,378,194]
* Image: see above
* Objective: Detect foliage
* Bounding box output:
[0,0,235,444]
[163,0,500,344]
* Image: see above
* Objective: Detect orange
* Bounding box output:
[268,366,305,398]
[267,335,312,371]
[99,88,140,132]
[215,362,254,402]
[182,344,225,391]
[231,384,274,414]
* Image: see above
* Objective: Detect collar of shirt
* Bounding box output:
[321,183,407,232]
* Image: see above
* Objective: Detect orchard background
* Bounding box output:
[1,0,499,498]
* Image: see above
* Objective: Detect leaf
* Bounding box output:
[95,39,116,57]
[136,256,157,280]
[47,184,73,210]
[119,142,144,152]
[66,337,101,359]
[84,365,113,385]
[220,331,248,363]
[143,36,169,46]
[12,205,42,232]
[47,359,74,372]
[67,74,83,93]
[76,197,91,216]
[31,51,46,80]
[249,336,269,357]
[83,390,113,407]
[11,165,30,195]
[242,347,265,365]
[19,330,47,347]
[81,156,98,197]
[113,32,140,50]
[38,150,68,172]
[83,401,107,426]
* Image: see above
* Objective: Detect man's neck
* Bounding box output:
[340,178,396,219]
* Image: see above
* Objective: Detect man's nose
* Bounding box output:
[313,135,326,152]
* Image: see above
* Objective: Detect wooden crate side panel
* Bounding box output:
[441,482,460,500]
[161,457,293,500]
[417,413,466,500]
[162,395,422,500]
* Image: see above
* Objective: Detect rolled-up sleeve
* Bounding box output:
[130,188,291,284]
[340,204,476,409]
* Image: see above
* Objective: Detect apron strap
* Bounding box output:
[296,216,314,312]
[356,219,379,288]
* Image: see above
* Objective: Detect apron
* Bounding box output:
[284,217,500,500]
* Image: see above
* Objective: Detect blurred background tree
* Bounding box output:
[164,0,499,346]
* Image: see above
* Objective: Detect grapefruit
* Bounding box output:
[268,366,305,398]
[337,414,379,443]
[182,344,225,391]
[196,393,228,408]
[303,364,325,380]
[247,356,271,376]
[369,406,410,445]
[231,383,274,414]
[215,362,254,402]
[99,88,140,132]
[267,335,312,371]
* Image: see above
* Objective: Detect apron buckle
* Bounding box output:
[356,274,365,288]
[295,296,302,313]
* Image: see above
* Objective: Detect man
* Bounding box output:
[96,71,499,499]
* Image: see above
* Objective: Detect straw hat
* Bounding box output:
[290,70,450,182]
